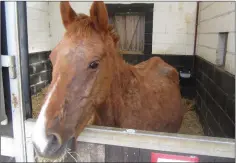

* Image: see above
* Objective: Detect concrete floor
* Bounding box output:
[0,121,15,162]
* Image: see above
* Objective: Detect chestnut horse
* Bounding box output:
[32,1,184,161]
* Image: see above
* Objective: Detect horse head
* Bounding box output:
[32,1,119,160]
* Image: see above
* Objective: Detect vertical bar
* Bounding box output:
[5,2,27,162]
[17,2,34,161]
[0,1,8,125]
[0,60,8,125]
[17,2,32,119]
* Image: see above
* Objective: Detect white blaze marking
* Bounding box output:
[32,76,60,153]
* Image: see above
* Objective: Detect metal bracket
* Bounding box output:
[1,55,16,79]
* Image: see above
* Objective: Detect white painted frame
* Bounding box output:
[1,119,235,162]
[2,2,27,162]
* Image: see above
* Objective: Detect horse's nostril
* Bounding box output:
[47,133,62,149]
[45,135,60,154]
[33,133,63,157]
[49,134,61,146]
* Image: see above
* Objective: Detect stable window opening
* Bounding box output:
[216,32,228,67]
[109,13,145,55]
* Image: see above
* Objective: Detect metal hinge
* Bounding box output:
[1,55,16,79]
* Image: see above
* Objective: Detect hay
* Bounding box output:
[179,98,204,136]
[32,86,49,119]
[31,86,204,136]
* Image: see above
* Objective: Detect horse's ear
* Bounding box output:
[60,2,77,30]
[90,1,108,32]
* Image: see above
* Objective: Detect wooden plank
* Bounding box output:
[113,14,145,53]
[114,15,126,51]
[105,145,140,162]
[77,126,235,159]
[139,149,151,162]
[76,142,105,162]
[105,145,124,162]
[125,15,139,51]
[25,120,235,159]
[123,146,140,162]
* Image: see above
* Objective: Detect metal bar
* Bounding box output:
[25,119,235,159]
[4,2,27,162]
[16,2,32,119]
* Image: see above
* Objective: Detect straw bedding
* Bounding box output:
[31,86,204,136]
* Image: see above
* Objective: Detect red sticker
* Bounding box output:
[151,152,199,162]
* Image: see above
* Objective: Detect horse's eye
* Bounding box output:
[89,61,99,69]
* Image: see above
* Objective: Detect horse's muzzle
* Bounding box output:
[33,133,70,160]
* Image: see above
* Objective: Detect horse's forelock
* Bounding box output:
[65,13,119,46]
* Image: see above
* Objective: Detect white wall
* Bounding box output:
[152,2,196,55]
[48,2,197,56]
[27,2,51,53]
[196,2,235,74]
[48,2,92,49]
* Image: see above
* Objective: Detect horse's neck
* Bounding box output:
[94,52,140,126]
[111,54,135,94]
[105,54,139,125]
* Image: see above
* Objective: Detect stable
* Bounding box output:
[0,1,235,162]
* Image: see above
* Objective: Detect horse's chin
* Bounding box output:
[35,138,73,162]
